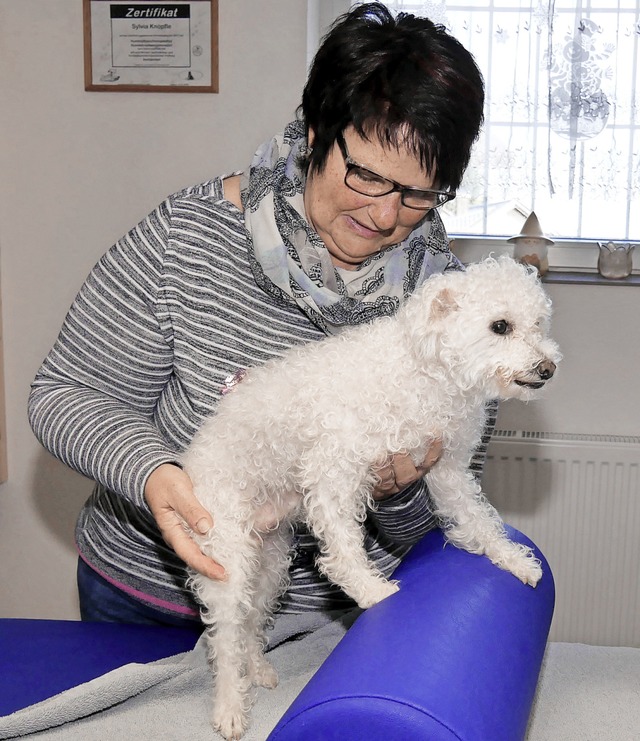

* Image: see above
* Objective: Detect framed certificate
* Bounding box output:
[83,0,218,92]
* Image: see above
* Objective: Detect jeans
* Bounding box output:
[76,558,204,632]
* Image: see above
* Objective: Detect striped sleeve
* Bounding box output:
[470,399,499,480]
[28,199,179,507]
[366,481,438,546]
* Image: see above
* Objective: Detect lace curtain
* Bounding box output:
[376,1,640,241]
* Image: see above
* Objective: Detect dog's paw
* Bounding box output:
[505,549,543,587]
[356,579,400,609]
[212,705,249,740]
[485,540,543,588]
[248,657,279,689]
[211,681,251,740]
[516,558,543,587]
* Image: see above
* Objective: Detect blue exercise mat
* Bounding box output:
[0,619,200,716]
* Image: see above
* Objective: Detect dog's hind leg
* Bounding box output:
[426,459,542,586]
[193,526,260,740]
[304,472,399,608]
[244,524,292,689]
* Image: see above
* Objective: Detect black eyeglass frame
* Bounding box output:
[337,135,456,211]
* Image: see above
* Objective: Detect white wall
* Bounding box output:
[495,281,640,438]
[0,1,638,623]
[0,0,308,619]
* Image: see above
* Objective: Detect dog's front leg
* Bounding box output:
[425,458,542,586]
[305,477,399,608]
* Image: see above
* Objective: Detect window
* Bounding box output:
[360,1,640,244]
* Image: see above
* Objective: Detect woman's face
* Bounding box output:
[303,126,436,270]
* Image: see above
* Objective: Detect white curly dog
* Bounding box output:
[182,256,561,739]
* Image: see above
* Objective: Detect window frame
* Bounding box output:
[306,0,639,277]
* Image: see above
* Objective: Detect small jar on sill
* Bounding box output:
[597,242,635,280]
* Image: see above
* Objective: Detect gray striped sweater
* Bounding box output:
[28,177,494,618]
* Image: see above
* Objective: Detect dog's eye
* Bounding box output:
[491,319,511,335]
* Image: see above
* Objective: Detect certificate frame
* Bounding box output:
[83,0,218,93]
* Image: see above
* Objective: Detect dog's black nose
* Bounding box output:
[536,360,556,380]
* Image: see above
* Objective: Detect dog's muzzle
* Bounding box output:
[514,360,557,389]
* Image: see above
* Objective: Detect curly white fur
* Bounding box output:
[181,256,562,739]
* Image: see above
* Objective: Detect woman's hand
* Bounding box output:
[144,463,226,580]
[372,439,443,501]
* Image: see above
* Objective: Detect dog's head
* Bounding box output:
[404,256,562,401]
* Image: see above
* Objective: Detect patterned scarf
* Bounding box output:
[240,120,459,334]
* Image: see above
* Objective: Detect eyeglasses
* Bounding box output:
[337,135,455,211]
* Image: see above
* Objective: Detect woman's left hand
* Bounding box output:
[371,440,443,501]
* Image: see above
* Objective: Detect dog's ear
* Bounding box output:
[430,288,459,322]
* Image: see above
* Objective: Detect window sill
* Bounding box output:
[542,271,640,287]
[449,236,638,286]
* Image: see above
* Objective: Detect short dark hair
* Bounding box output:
[301,2,485,191]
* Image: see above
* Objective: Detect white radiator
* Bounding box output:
[483,431,640,647]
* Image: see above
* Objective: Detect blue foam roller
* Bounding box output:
[269,525,554,741]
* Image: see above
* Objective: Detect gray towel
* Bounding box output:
[0,611,356,740]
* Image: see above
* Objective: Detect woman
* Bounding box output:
[28,3,486,628]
